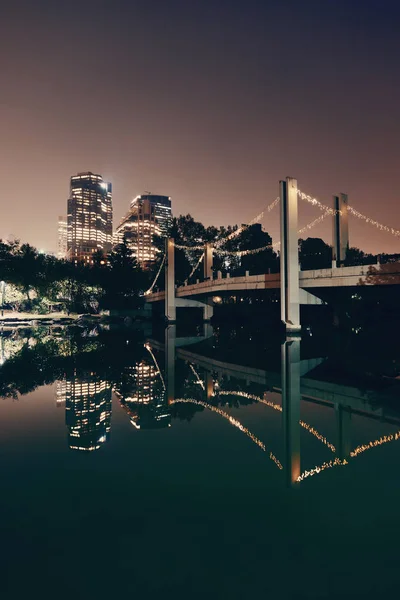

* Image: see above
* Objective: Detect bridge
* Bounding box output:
[144,177,400,333]
[145,326,400,487]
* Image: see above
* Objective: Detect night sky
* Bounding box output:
[1,0,400,254]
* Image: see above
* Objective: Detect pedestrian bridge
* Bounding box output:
[145,261,400,305]
[144,176,400,329]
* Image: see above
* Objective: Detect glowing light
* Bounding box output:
[184,252,204,284]
[297,189,340,216]
[297,458,348,482]
[144,254,166,295]
[171,398,283,469]
[218,390,336,452]
[350,431,400,457]
[347,206,400,237]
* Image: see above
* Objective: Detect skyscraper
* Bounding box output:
[65,373,112,451]
[115,359,170,430]
[67,171,113,264]
[114,193,171,268]
[57,216,68,259]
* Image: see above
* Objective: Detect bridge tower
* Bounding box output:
[280,177,301,333]
[165,325,176,404]
[165,238,176,322]
[332,193,349,267]
[281,338,301,487]
[204,243,213,279]
[164,237,214,322]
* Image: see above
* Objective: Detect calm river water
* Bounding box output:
[1,322,399,599]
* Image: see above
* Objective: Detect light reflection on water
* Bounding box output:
[1,323,400,597]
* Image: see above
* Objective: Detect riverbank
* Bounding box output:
[0,311,82,326]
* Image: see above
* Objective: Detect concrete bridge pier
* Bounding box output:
[165,324,176,404]
[204,243,213,280]
[280,177,301,334]
[332,193,349,267]
[165,238,176,322]
[206,372,214,402]
[281,338,301,487]
[165,237,214,321]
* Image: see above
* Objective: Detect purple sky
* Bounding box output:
[1,0,400,254]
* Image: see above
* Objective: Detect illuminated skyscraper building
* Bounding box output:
[116,359,170,430]
[67,171,113,264]
[57,216,68,259]
[65,373,112,451]
[114,193,171,268]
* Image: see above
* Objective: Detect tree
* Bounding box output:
[344,247,374,266]
[299,237,332,270]
[238,224,278,275]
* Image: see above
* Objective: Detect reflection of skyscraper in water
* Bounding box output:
[117,360,170,430]
[65,373,112,451]
[55,380,67,407]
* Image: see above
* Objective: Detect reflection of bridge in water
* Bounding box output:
[146,325,400,486]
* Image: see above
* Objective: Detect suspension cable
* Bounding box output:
[347,205,400,238]
[184,252,204,284]
[144,254,165,296]
[297,189,340,216]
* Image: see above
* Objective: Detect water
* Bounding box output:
[1,322,400,599]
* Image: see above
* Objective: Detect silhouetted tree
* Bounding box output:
[299,237,332,270]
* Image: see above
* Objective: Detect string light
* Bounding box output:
[298,211,330,235]
[218,390,336,452]
[297,458,348,482]
[184,252,204,284]
[299,420,336,453]
[144,343,166,390]
[215,197,281,248]
[297,190,340,216]
[171,398,283,469]
[189,363,205,390]
[350,431,400,457]
[144,254,165,295]
[174,243,204,251]
[347,206,400,238]
[213,241,280,258]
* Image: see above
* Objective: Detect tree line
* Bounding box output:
[0,214,389,313]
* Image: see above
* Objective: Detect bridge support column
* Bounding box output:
[281,338,301,487]
[332,193,349,267]
[206,372,214,402]
[165,325,176,405]
[335,404,351,460]
[203,298,214,321]
[165,238,176,322]
[204,243,213,280]
[280,177,301,334]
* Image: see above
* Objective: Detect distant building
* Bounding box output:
[114,193,171,268]
[65,374,112,451]
[57,216,68,259]
[67,171,113,264]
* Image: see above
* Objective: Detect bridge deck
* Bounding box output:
[145,262,400,302]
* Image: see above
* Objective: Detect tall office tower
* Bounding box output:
[67,171,113,264]
[114,193,171,268]
[57,216,68,259]
[65,373,112,451]
[115,360,170,430]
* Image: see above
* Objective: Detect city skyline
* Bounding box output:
[1,1,400,255]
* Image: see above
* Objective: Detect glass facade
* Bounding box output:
[57,215,68,259]
[114,193,172,268]
[64,374,112,451]
[115,359,170,430]
[67,171,113,263]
